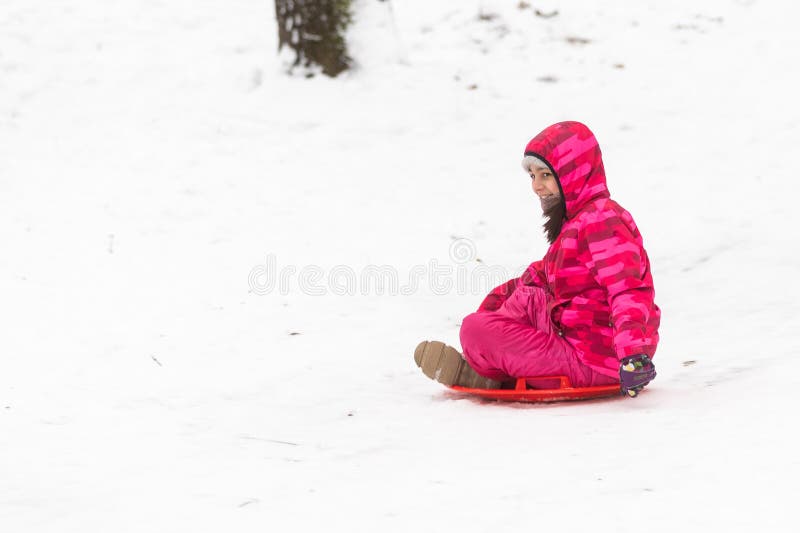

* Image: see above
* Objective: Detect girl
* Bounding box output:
[415,121,660,397]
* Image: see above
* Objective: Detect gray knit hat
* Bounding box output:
[521,154,549,172]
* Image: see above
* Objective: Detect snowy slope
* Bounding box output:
[1,0,799,531]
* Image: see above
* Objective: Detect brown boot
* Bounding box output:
[414,340,503,389]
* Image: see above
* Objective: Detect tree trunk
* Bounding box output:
[275,0,353,77]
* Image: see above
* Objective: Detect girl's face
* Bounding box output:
[529,166,560,199]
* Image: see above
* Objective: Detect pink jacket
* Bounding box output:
[478,122,661,378]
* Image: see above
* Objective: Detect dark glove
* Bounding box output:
[619,354,656,398]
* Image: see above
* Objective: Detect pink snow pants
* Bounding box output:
[459,285,619,388]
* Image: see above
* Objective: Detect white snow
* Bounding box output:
[2,0,799,530]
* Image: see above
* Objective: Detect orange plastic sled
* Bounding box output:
[449,375,621,403]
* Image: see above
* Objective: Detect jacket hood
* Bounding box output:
[523,121,609,219]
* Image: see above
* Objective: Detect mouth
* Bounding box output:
[538,194,561,210]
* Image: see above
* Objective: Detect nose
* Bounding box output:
[531,176,544,194]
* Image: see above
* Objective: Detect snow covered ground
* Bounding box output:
[2,0,799,530]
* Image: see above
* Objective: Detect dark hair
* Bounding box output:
[543,198,565,244]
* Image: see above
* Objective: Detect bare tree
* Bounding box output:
[275,0,353,77]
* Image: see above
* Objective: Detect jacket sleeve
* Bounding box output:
[521,260,547,288]
[577,217,660,360]
[476,260,547,312]
[477,277,518,312]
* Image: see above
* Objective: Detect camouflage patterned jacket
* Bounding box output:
[479,122,661,378]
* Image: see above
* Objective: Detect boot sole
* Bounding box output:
[414,340,502,389]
